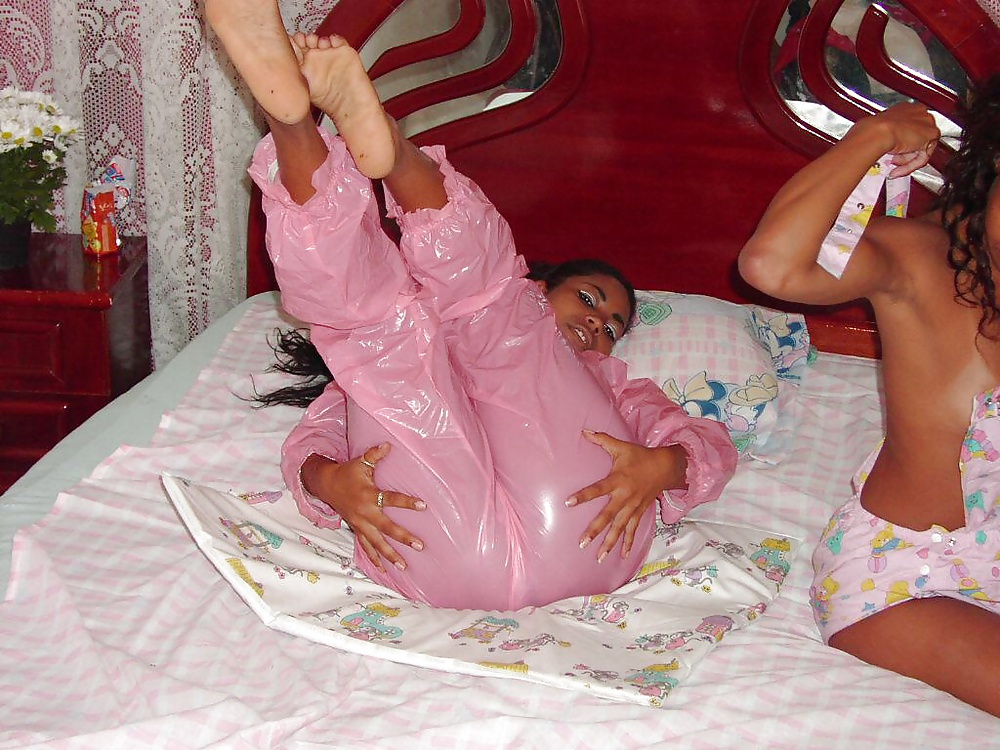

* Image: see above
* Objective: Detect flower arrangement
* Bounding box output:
[0,87,81,231]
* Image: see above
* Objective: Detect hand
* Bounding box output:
[863,102,940,178]
[566,431,689,562]
[301,443,425,572]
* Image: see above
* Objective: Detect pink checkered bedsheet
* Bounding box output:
[0,296,994,749]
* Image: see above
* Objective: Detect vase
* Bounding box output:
[0,218,32,270]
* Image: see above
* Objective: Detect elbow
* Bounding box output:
[737,241,785,298]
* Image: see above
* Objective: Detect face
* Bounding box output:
[543,273,631,356]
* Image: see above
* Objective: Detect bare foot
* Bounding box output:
[290,33,395,179]
[206,0,310,124]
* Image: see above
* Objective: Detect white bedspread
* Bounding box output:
[1,296,995,749]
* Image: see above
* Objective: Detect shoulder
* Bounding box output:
[862,212,948,301]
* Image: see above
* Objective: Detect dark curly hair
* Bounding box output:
[254,327,330,408]
[939,74,1000,337]
[254,257,638,408]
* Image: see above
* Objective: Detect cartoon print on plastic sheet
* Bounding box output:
[498,633,571,653]
[750,536,793,584]
[551,594,632,628]
[340,601,404,642]
[664,370,777,455]
[297,533,361,576]
[567,663,621,683]
[655,520,684,544]
[672,563,720,593]
[478,660,529,675]
[450,615,520,644]
[272,564,319,583]
[625,661,681,706]
[220,517,284,552]
[694,614,735,643]
[238,489,283,505]
[301,599,377,628]
[226,557,264,597]
[165,476,796,708]
[629,630,698,655]
[705,539,747,559]
[630,556,684,585]
[742,602,769,621]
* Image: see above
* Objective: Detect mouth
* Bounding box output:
[564,323,591,352]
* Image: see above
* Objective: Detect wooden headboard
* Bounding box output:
[246,0,999,358]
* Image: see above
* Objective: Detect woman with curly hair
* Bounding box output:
[739,76,1000,715]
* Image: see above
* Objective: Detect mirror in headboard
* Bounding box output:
[245,0,1000,359]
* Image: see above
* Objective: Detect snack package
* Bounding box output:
[81,186,118,256]
[81,158,134,256]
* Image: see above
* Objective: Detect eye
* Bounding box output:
[577,289,596,308]
[603,323,619,343]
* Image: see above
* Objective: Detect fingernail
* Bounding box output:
[565,496,577,507]
[597,550,607,564]
[411,540,424,551]
[395,561,406,571]
[414,500,427,510]
[579,537,591,549]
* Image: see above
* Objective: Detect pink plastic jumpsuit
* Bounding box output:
[250,129,737,610]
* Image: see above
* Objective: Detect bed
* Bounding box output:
[2,0,998,746]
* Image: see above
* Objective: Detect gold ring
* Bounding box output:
[361,458,376,470]
[376,491,385,509]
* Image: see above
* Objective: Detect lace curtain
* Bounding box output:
[2,0,331,366]
[2,0,998,366]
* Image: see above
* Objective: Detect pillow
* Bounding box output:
[613,291,811,460]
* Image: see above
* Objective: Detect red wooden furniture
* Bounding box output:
[245,0,999,359]
[0,234,152,491]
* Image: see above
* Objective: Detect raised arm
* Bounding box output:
[738,103,940,305]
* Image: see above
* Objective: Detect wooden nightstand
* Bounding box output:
[0,233,152,492]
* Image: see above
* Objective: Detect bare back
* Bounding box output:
[861,211,1000,531]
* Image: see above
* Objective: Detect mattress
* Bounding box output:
[1,293,993,749]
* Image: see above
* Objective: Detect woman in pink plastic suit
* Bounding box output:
[209,0,737,610]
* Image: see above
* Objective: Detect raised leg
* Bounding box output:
[206,0,327,203]
[206,0,309,124]
[291,33,447,210]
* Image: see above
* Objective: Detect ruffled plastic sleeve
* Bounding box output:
[281,381,351,531]
[589,353,738,523]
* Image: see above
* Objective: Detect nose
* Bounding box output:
[585,314,602,333]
